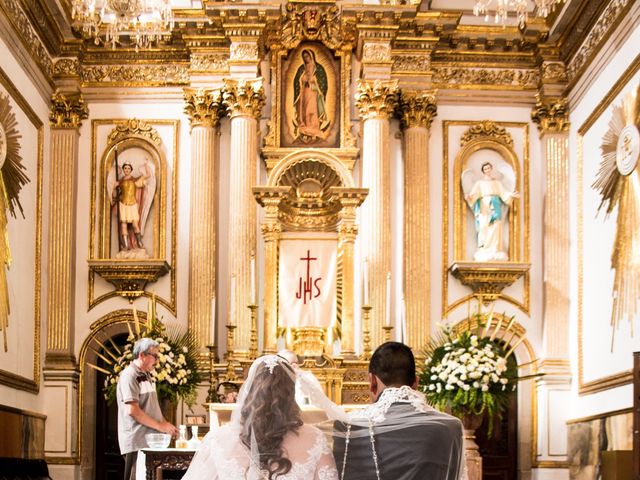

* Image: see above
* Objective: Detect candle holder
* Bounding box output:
[225,324,237,381]
[382,325,394,342]
[248,304,259,360]
[361,304,372,360]
[206,344,219,403]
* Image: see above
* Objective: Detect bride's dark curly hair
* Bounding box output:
[239,359,303,479]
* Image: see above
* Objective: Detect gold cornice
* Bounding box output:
[183,88,224,128]
[53,58,80,78]
[49,90,88,129]
[222,78,265,119]
[355,79,399,120]
[531,95,570,134]
[398,91,437,130]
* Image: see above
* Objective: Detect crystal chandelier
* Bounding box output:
[473,0,565,27]
[71,0,175,49]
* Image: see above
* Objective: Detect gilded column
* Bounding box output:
[222,78,265,355]
[355,80,398,347]
[399,92,437,350]
[45,90,88,369]
[531,94,571,369]
[254,188,290,354]
[334,190,368,357]
[531,91,571,466]
[184,88,224,365]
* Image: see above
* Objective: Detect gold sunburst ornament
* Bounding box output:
[593,84,640,348]
[0,92,30,352]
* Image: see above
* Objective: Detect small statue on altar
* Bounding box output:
[462,161,519,262]
[216,382,239,404]
[106,149,156,259]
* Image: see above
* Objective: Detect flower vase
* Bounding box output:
[461,413,483,480]
[160,397,177,427]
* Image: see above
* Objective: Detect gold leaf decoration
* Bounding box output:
[0,92,31,351]
[592,84,640,347]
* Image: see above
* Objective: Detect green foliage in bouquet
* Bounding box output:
[419,323,518,435]
[90,305,201,407]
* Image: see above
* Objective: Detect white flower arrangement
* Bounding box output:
[419,327,518,434]
[90,306,200,407]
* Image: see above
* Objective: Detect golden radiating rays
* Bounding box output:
[593,84,640,349]
[0,92,30,352]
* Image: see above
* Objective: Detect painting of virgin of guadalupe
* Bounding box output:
[282,43,340,148]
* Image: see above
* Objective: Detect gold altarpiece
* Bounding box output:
[217,5,372,404]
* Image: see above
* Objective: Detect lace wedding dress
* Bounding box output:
[183,423,339,480]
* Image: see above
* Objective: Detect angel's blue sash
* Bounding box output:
[473,195,502,227]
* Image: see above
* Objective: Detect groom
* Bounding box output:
[333,342,464,480]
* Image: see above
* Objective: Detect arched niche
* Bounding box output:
[453,123,522,262]
[255,149,366,357]
[98,122,168,260]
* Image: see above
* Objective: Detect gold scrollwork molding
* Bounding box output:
[183,88,224,128]
[355,79,399,120]
[230,43,260,62]
[362,43,392,64]
[276,4,355,50]
[460,120,514,147]
[531,95,570,134]
[0,0,53,77]
[432,67,539,88]
[106,118,162,146]
[80,64,189,86]
[392,54,430,74]
[398,91,437,130]
[222,78,265,119]
[541,62,568,83]
[53,59,80,78]
[567,0,632,82]
[49,90,88,129]
[190,54,229,73]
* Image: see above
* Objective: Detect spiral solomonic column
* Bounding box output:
[355,79,398,347]
[184,88,225,366]
[399,91,437,350]
[222,78,265,356]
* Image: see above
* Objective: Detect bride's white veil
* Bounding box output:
[184,353,464,480]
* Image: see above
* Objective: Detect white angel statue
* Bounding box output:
[461,161,519,262]
[106,151,156,258]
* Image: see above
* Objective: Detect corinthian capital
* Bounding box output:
[49,90,88,129]
[355,79,399,120]
[398,91,437,130]
[222,78,265,119]
[531,94,570,134]
[183,88,224,128]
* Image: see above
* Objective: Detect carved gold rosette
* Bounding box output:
[49,90,88,129]
[183,88,224,128]
[398,91,438,130]
[222,78,265,119]
[355,79,399,120]
[531,95,570,134]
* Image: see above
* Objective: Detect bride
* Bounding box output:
[182,354,339,480]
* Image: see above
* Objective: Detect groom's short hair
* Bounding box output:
[369,342,415,386]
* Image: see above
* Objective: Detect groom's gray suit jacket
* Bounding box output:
[333,403,463,480]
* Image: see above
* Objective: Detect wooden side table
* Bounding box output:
[142,449,196,480]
